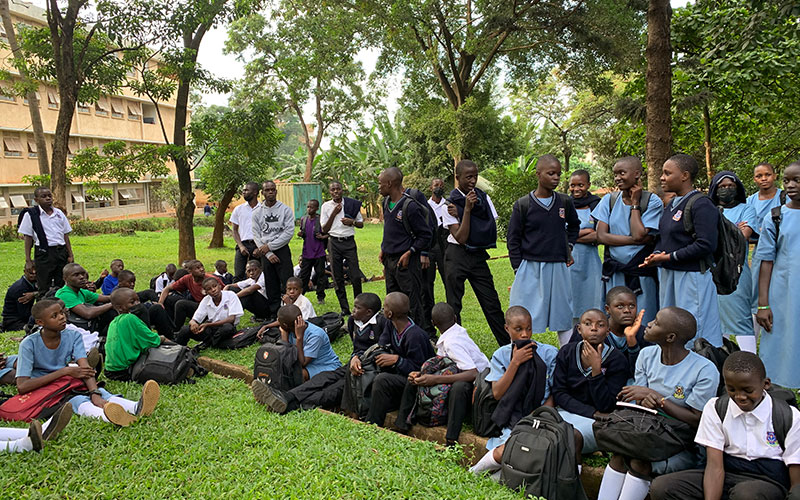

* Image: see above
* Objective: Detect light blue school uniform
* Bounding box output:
[290,322,341,379]
[570,207,603,320]
[484,342,558,450]
[509,196,573,333]
[718,203,757,336]
[747,189,783,311]
[632,345,719,473]
[755,205,800,388]
[591,192,664,325]
[0,354,17,381]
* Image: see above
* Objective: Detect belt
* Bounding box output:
[330,235,354,242]
[241,239,255,244]
[35,245,66,251]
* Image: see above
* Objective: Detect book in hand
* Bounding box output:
[616,401,658,415]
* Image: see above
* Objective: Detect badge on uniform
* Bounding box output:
[395,210,403,222]
[672,210,683,222]
[766,431,778,446]
[559,208,565,219]
[672,385,685,399]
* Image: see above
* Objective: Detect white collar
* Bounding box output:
[436,323,467,347]
[727,391,772,423]
[354,312,380,330]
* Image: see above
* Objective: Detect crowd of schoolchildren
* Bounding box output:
[1,155,800,500]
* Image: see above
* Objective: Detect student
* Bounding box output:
[153,263,177,295]
[280,304,340,382]
[225,259,270,320]
[364,292,436,427]
[393,302,490,444]
[755,162,800,389]
[442,160,508,346]
[641,153,722,347]
[321,181,364,315]
[252,180,295,317]
[55,263,114,336]
[2,261,37,332]
[592,156,663,326]
[650,351,800,500]
[298,199,328,305]
[256,276,317,338]
[18,186,74,293]
[17,298,160,426]
[230,182,261,281]
[99,259,124,295]
[597,306,719,500]
[469,305,559,474]
[116,270,174,338]
[747,162,784,336]
[553,308,629,455]
[569,169,604,322]
[708,171,758,353]
[213,260,233,285]
[423,178,449,314]
[0,402,73,453]
[158,260,224,329]
[507,154,580,346]
[251,293,384,414]
[104,288,163,381]
[0,352,18,384]
[175,277,243,348]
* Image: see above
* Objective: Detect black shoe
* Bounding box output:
[43,402,73,441]
[28,419,44,452]
[251,379,288,414]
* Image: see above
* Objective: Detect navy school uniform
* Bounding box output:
[567,324,651,380]
[2,275,37,331]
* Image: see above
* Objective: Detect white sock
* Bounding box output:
[77,401,110,422]
[557,329,573,347]
[578,464,583,474]
[489,470,502,482]
[0,436,31,453]
[736,335,757,353]
[470,450,501,473]
[618,473,651,500]
[109,396,137,414]
[597,465,626,500]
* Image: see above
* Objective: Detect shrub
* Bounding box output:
[0,222,18,242]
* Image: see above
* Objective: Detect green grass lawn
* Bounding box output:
[0,223,541,498]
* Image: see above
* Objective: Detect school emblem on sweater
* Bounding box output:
[672,210,683,222]
[395,210,403,222]
[672,385,685,399]
[766,431,778,447]
[559,208,565,219]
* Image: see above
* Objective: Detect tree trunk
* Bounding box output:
[645,0,672,197]
[304,147,315,182]
[173,76,196,263]
[703,104,713,184]
[208,186,236,248]
[50,100,76,213]
[0,0,49,176]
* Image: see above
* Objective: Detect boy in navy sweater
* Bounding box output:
[378,167,432,329]
[2,261,37,332]
[365,292,436,427]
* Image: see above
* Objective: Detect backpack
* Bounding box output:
[307,312,345,343]
[607,189,653,215]
[715,387,796,450]
[692,337,741,396]
[592,406,696,462]
[409,356,460,427]
[0,376,86,421]
[253,341,303,392]
[383,188,437,251]
[771,204,784,240]
[216,325,261,349]
[258,326,281,344]
[130,344,206,385]
[683,192,749,295]
[341,344,392,419]
[471,367,502,438]
[500,406,588,500]
[149,274,158,291]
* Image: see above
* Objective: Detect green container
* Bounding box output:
[275,182,323,220]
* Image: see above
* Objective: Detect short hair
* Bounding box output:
[110,287,137,306]
[62,262,83,277]
[614,156,643,171]
[354,292,381,315]
[786,161,800,172]
[661,306,697,342]
[118,269,135,282]
[187,260,204,270]
[285,276,302,288]
[245,181,260,191]
[278,304,301,327]
[535,154,561,172]
[606,286,636,305]
[328,181,342,189]
[165,263,177,273]
[202,276,220,288]
[262,180,276,189]
[754,162,775,174]
[215,260,227,268]
[505,305,531,323]
[111,259,123,265]
[246,259,262,269]
[431,302,456,326]
[173,269,189,281]
[580,308,607,321]
[384,291,409,316]
[668,153,700,181]
[32,298,63,320]
[33,186,50,197]
[723,351,766,380]
[382,167,404,184]
[308,199,320,207]
[455,160,478,176]
[570,169,591,183]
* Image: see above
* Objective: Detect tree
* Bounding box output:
[69,141,171,198]
[645,0,672,195]
[191,101,283,248]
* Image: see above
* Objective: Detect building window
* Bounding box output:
[23,91,42,106]
[27,137,38,158]
[85,193,111,209]
[77,101,90,113]
[95,99,109,116]
[71,191,85,211]
[0,84,15,103]
[47,90,59,109]
[110,99,124,118]
[9,194,30,216]
[142,103,157,124]
[3,136,24,157]
[127,101,142,121]
[119,187,144,205]
[67,138,78,158]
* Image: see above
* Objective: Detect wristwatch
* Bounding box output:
[630,205,642,211]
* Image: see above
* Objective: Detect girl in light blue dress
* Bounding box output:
[568,170,603,323]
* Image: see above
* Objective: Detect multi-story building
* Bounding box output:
[0,0,185,223]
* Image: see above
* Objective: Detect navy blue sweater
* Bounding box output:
[568,324,651,379]
[506,193,580,269]
[381,191,433,255]
[551,341,630,418]
[655,192,719,272]
[378,319,435,377]
[449,188,497,250]
[2,276,36,328]
[348,315,386,358]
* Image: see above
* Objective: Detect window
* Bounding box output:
[67,138,78,158]
[0,84,15,103]
[23,91,41,106]
[110,99,124,118]
[3,136,23,157]
[127,101,142,121]
[0,21,6,39]
[85,193,111,209]
[142,103,157,124]
[47,90,59,109]
[27,136,37,158]
[71,191,85,211]
[119,187,144,205]
[95,98,109,116]
[79,138,93,150]
[0,196,8,209]
[9,194,28,215]
[77,101,90,113]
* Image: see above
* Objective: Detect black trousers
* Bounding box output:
[144,303,174,339]
[262,245,293,317]
[137,289,159,303]
[383,252,427,330]
[173,299,199,329]
[2,317,27,332]
[421,237,447,332]
[394,379,472,442]
[175,322,235,347]
[234,239,258,281]
[283,365,347,413]
[650,469,789,500]
[299,255,327,302]
[444,244,509,346]
[34,245,68,294]
[329,236,362,313]
[239,292,271,320]
[365,372,408,426]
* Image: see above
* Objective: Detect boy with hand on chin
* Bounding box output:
[276,304,340,383]
[175,277,243,349]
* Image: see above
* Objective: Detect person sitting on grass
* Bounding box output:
[153,263,177,295]
[98,259,125,295]
[364,292,436,428]
[256,276,316,340]
[469,305,558,475]
[1,352,19,385]
[115,270,173,338]
[225,259,270,321]
[213,259,234,285]
[275,304,339,383]
[393,302,489,445]
[55,263,115,337]
[104,288,167,381]
[0,401,73,454]
[158,260,224,330]
[650,351,800,500]
[2,261,37,332]
[16,298,160,427]
[175,277,243,350]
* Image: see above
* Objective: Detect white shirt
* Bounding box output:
[154,272,173,294]
[230,201,260,241]
[695,393,800,465]
[428,197,448,227]
[284,294,316,320]
[234,271,267,299]
[320,199,364,239]
[441,191,498,245]
[435,323,490,372]
[192,290,244,326]
[18,206,72,246]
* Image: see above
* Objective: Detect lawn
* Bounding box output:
[0,223,545,498]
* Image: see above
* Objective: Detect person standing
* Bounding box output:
[252,180,295,319]
[422,178,449,321]
[299,199,328,305]
[18,187,74,294]
[230,182,261,281]
[320,181,364,315]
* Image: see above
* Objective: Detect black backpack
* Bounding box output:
[771,204,784,240]
[383,188,437,251]
[715,387,796,450]
[131,344,207,385]
[217,325,261,349]
[308,312,345,343]
[258,326,281,344]
[253,341,303,392]
[341,344,392,419]
[692,337,741,396]
[500,406,587,500]
[683,192,749,295]
[471,367,502,438]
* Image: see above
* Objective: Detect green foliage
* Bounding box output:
[484,155,539,234]
[152,176,180,210]
[20,174,52,187]
[69,141,171,195]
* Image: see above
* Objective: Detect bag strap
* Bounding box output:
[682,191,711,272]
[771,205,782,241]
[609,191,621,213]
[716,393,792,451]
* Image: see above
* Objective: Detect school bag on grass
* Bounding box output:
[253,341,303,392]
[471,367,502,438]
[217,325,261,349]
[0,376,86,421]
[500,406,587,500]
[693,336,741,396]
[340,344,393,419]
[407,356,460,427]
[131,344,206,385]
[258,326,281,344]
[307,312,345,343]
